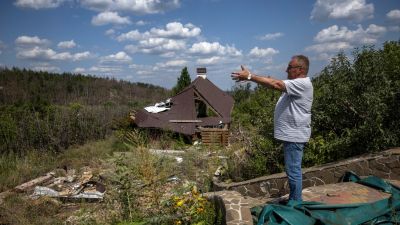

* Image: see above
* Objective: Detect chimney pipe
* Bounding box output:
[196,67,207,79]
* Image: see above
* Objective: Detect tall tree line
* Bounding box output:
[0,67,168,106]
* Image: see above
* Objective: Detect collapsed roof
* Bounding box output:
[134,77,234,135]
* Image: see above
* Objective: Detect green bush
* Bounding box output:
[310,41,400,164]
[229,41,400,180]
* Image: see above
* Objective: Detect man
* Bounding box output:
[231,55,313,201]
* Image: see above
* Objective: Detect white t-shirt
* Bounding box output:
[274,77,313,143]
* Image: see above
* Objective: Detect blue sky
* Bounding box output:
[0,0,399,90]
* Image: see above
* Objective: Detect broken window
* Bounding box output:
[195,99,217,118]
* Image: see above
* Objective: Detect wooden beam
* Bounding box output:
[14,172,54,193]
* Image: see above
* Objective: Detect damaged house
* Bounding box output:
[132,68,234,146]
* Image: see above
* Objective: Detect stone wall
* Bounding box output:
[213,148,400,198]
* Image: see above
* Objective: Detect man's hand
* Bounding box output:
[231,65,250,82]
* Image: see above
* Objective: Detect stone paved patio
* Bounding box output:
[207,179,399,225]
[207,148,400,224]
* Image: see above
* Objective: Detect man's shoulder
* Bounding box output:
[294,77,311,83]
[283,77,312,88]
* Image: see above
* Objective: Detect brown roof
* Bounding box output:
[134,77,234,135]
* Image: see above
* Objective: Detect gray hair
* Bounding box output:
[293,55,309,75]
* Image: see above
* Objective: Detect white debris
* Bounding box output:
[175,157,183,163]
[144,98,172,113]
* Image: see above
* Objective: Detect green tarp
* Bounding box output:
[252,172,400,225]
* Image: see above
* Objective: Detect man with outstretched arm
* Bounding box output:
[231,55,313,201]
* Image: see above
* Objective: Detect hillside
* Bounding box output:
[0,67,169,107]
[0,67,170,154]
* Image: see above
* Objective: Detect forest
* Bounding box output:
[0,68,169,154]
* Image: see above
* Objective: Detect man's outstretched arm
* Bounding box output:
[231,65,286,92]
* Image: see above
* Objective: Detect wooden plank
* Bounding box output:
[199,128,228,131]
[14,172,54,193]
[200,129,230,146]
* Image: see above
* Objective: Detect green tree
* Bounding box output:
[305,40,400,166]
[172,67,191,95]
[228,40,400,180]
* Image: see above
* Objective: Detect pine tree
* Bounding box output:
[172,67,191,95]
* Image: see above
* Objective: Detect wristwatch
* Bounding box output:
[247,72,252,80]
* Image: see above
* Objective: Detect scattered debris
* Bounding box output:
[13,167,107,202]
[14,172,55,193]
[214,166,226,177]
[149,149,185,154]
[149,149,185,163]
[175,156,183,163]
[144,98,172,113]
[167,175,181,182]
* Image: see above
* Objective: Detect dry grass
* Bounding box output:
[0,131,225,225]
[0,136,120,225]
[0,136,118,193]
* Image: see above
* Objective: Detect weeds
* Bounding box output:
[0,137,118,192]
[1,129,224,225]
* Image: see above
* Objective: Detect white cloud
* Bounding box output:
[15,36,50,46]
[306,24,387,60]
[80,0,180,14]
[17,45,92,61]
[105,29,115,36]
[189,41,242,57]
[156,59,187,68]
[101,51,132,63]
[311,0,374,22]
[17,46,56,60]
[314,53,336,62]
[116,22,202,56]
[14,0,65,9]
[124,45,138,53]
[137,70,153,76]
[125,38,186,55]
[117,22,201,42]
[387,9,400,22]
[49,51,91,61]
[89,65,122,73]
[73,67,86,73]
[136,20,148,26]
[305,42,353,53]
[128,63,156,75]
[314,24,386,44]
[32,64,60,72]
[73,66,122,75]
[160,52,176,58]
[140,38,185,51]
[149,22,201,39]
[257,32,284,41]
[73,51,91,61]
[117,30,144,41]
[248,47,279,58]
[92,11,131,26]
[57,40,76,49]
[196,56,222,65]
